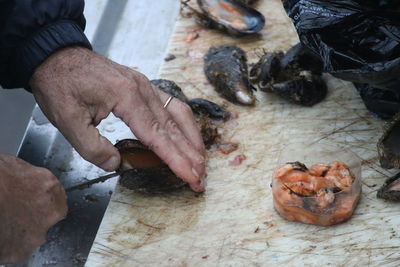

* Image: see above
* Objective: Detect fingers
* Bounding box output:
[0,156,68,265]
[156,89,206,155]
[56,107,121,172]
[36,168,68,225]
[154,90,207,190]
[113,86,205,192]
[141,85,206,176]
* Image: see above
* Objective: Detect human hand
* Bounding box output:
[0,153,67,264]
[29,47,206,192]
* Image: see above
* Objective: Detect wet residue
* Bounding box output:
[229,154,247,166]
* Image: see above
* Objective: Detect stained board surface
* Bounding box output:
[86,1,400,266]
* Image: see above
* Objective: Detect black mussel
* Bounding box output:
[194,0,265,35]
[236,0,258,5]
[188,98,231,121]
[280,43,324,76]
[204,45,256,105]
[377,172,400,201]
[271,73,327,106]
[115,139,186,193]
[354,83,400,120]
[151,79,189,103]
[378,113,400,169]
[151,78,229,148]
[152,78,231,121]
[250,51,283,92]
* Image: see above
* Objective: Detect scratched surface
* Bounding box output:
[86,0,400,266]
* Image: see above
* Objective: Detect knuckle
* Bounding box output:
[80,144,103,162]
[136,72,149,84]
[150,119,161,133]
[117,78,136,93]
[36,168,57,184]
[165,118,179,134]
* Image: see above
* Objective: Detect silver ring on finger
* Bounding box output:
[163,96,174,109]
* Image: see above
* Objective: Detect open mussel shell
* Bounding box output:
[280,43,324,76]
[271,74,327,106]
[378,113,400,169]
[196,0,265,35]
[204,45,256,105]
[377,172,400,201]
[151,79,189,103]
[250,51,283,91]
[115,139,186,193]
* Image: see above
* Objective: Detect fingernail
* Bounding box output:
[191,182,205,193]
[192,167,200,178]
[100,156,120,172]
[200,177,207,188]
[198,156,205,164]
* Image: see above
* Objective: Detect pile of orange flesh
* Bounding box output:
[273,161,361,226]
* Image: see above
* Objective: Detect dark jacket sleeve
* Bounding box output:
[0,0,92,90]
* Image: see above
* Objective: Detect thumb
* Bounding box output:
[58,113,121,172]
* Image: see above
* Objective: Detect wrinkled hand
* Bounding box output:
[30,47,206,192]
[0,154,67,264]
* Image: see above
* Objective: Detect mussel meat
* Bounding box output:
[204,45,256,105]
[271,73,327,106]
[183,0,265,35]
[377,172,400,201]
[273,161,360,226]
[378,113,400,169]
[115,139,187,193]
[196,116,222,148]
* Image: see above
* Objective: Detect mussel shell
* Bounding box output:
[377,172,400,201]
[119,168,187,193]
[151,79,189,103]
[115,139,187,193]
[271,74,327,106]
[378,113,400,169]
[188,98,231,121]
[250,51,283,91]
[204,45,256,105]
[280,43,324,76]
[196,0,265,35]
[236,0,258,5]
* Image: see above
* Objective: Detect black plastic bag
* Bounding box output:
[282,0,400,95]
[354,83,400,119]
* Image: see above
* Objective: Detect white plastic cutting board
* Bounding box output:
[86,0,400,266]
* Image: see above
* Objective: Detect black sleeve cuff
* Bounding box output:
[16,20,92,90]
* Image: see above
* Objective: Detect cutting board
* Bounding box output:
[86,0,400,266]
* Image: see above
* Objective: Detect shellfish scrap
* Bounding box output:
[115,139,187,193]
[181,0,265,35]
